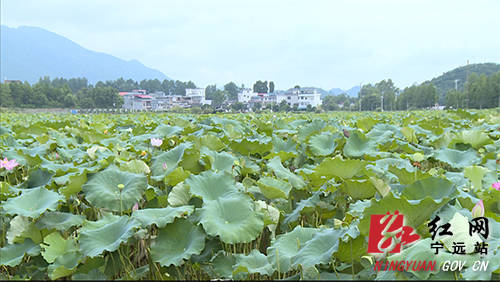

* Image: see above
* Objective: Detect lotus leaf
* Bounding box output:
[82,167,147,212]
[150,218,205,267]
[1,187,64,218]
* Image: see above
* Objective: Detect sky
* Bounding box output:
[2,0,500,90]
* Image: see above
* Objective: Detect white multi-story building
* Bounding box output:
[185,88,211,106]
[276,88,322,109]
[237,88,258,103]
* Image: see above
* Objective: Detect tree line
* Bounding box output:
[445,72,500,109]
[0,77,198,108]
[1,73,498,110]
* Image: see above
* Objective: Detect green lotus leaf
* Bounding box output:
[200,133,225,151]
[208,251,236,279]
[57,171,88,198]
[41,232,78,263]
[152,124,183,138]
[165,166,191,186]
[291,227,352,267]
[79,215,139,257]
[1,187,64,218]
[308,132,338,156]
[343,130,376,158]
[120,159,150,174]
[401,177,458,202]
[451,129,493,149]
[151,218,205,267]
[35,211,85,231]
[267,156,305,189]
[151,143,190,181]
[230,137,273,155]
[309,156,366,186]
[267,226,318,272]
[167,182,192,206]
[82,167,147,213]
[464,165,489,191]
[388,166,432,185]
[199,194,264,244]
[233,249,273,277]
[6,215,42,244]
[338,179,377,200]
[200,147,236,172]
[238,156,261,176]
[357,117,379,132]
[185,170,238,202]
[0,239,41,267]
[255,200,280,237]
[48,251,82,279]
[432,148,481,169]
[368,176,391,197]
[271,136,298,157]
[132,205,194,228]
[257,176,292,199]
[297,119,326,142]
[358,193,449,236]
[19,168,54,188]
[282,190,321,226]
[72,269,107,280]
[401,126,418,143]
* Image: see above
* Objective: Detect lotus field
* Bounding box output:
[0,109,499,280]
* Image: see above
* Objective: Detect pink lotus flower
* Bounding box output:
[132,203,139,212]
[0,158,19,170]
[162,162,168,170]
[492,182,500,191]
[471,200,484,218]
[151,138,163,147]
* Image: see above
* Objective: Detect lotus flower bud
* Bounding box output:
[471,200,484,218]
[132,202,139,212]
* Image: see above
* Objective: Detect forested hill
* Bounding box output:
[427,63,500,97]
[0,25,170,84]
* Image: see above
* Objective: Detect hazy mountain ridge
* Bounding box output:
[426,62,500,95]
[1,25,170,84]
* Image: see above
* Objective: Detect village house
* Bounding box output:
[120,88,211,110]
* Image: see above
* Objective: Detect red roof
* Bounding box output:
[119,92,129,96]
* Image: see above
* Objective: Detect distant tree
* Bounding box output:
[253,80,268,93]
[231,102,246,111]
[205,84,217,100]
[269,81,275,93]
[322,95,340,111]
[252,103,261,112]
[186,81,197,89]
[224,82,240,101]
[211,90,227,109]
[0,84,14,107]
[294,85,300,89]
[278,100,290,112]
[201,104,213,114]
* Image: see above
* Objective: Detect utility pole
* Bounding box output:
[359,82,362,111]
[381,94,384,112]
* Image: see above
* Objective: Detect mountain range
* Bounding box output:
[2,25,499,97]
[1,25,169,84]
